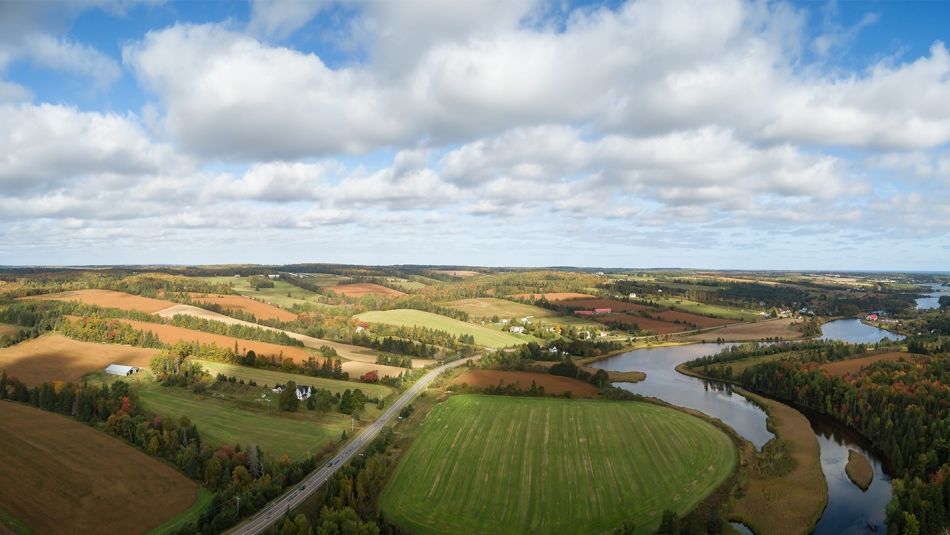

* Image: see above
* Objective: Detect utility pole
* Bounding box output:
[236,496,240,517]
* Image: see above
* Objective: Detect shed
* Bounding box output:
[105,364,140,376]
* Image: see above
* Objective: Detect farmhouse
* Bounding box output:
[105,364,140,376]
[272,383,285,393]
[509,326,525,334]
[865,313,879,321]
[296,385,312,400]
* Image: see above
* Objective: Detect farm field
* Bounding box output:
[510,292,593,301]
[683,318,805,342]
[446,297,558,319]
[0,334,158,385]
[194,359,394,399]
[655,310,732,328]
[601,313,690,334]
[431,269,481,278]
[380,395,736,535]
[187,293,298,322]
[134,381,351,460]
[197,276,329,308]
[329,283,405,297]
[819,352,919,378]
[117,318,312,362]
[450,370,599,398]
[22,288,176,313]
[0,402,198,535]
[650,297,762,322]
[0,323,20,337]
[355,309,532,348]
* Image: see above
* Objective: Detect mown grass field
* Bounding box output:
[134,382,351,460]
[446,297,558,319]
[380,395,736,535]
[651,297,761,322]
[193,359,393,399]
[0,402,197,535]
[198,276,329,308]
[354,309,532,348]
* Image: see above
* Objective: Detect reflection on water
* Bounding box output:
[820,318,904,344]
[593,336,894,534]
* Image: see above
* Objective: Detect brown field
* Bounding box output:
[431,270,481,278]
[655,310,732,328]
[730,390,827,535]
[330,283,405,297]
[0,323,20,337]
[845,450,873,490]
[601,313,688,334]
[450,369,599,398]
[684,318,805,342]
[511,292,593,301]
[340,360,412,379]
[557,298,644,311]
[22,289,176,313]
[820,352,918,378]
[0,402,197,535]
[117,319,312,362]
[0,335,158,385]
[188,293,298,322]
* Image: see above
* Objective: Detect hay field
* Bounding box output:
[117,319,311,362]
[198,276,327,308]
[450,370,599,398]
[22,289,175,313]
[0,402,197,535]
[431,270,481,278]
[819,352,918,378]
[446,297,558,319]
[684,318,805,342]
[0,335,158,385]
[601,313,689,334]
[329,283,405,297]
[381,395,736,535]
[354,309,529,348]
[188,293,298,322]
[510,292,593,301]
[194,359,393,399]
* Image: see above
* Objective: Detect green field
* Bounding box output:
[193,359,393,399]
[135,382,351,460]
[354,309,533,348]
[147,488,213,535]
[198,276,333,309]
[380,395,737,535]
[651,297,761,322]
[445,297,605,331]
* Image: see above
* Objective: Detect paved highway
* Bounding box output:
[228,355,478,535]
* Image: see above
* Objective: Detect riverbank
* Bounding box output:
[729,389,828,535]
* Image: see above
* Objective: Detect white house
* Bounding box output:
[296,385,313,400]
[509,325,525,334]
[105,364,140,376]
[629,293,637,299]
[272,383,285,394]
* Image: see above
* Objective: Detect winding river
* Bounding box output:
[591,319,902,534]
[917,283,950,310]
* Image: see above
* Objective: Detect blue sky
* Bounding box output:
[0,0,948,270]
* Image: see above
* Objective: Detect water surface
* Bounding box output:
[916,283,950,310]
[820,318,904,344]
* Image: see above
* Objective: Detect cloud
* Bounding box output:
[248,0,331,39]
[22,34,121,89]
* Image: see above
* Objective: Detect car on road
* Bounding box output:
[298,484,306,491]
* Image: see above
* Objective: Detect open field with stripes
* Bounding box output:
[355,309,535,347]
[380,395,736,535]
[0,402,198,535]
[0,334,158,385]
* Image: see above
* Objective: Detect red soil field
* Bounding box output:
[511,292,593,301]
[450,370,599,398]
[0,402,197,535]
[188,293,298,322]
[329,283,405,297]
[22,289,176,313]
[0,334,158,385]
[655,310,732,328]
[820,352,919,378]
[117,319,312,363]
[600,313,689,334]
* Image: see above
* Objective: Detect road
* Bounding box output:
[227,355,478,535]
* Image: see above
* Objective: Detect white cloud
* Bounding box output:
[23,34,121,89]
[248,0,331,39]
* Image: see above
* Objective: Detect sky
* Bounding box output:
[0,0,948,270]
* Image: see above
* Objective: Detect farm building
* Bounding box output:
[593,308,612,315]
[574,310,594,316]
[865,313,879,321]
[296,385,312,400]
[105,364,140,376]
[272,383,285,393]
[509,326,525,334]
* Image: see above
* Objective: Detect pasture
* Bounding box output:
[446,297,556,319]
[450,370,599,398]
[187,293,298,322]
[22,289,176,314]
[380,395,736,535]
[0,402,197,535]
[510,292,593,301]
[197,276,328,308]
[194,359,393,399]
[355,309,530,348]
[134,382,351,460]
[0,334,158,385]
[329,283,405,297]
[651,297,762,322]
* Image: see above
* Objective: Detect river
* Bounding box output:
[591,318,898,534]
[916,283,950,310]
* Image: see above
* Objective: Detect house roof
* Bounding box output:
[105,364,138,375]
